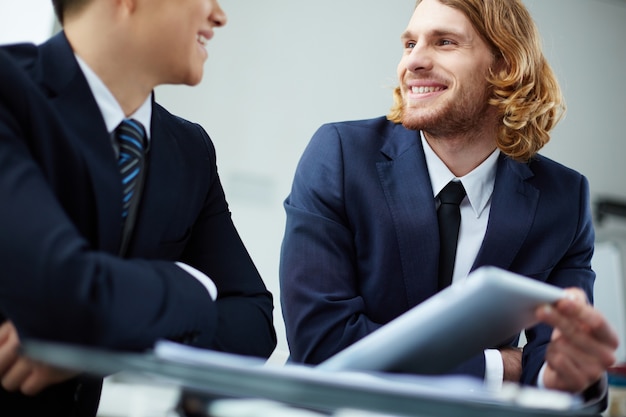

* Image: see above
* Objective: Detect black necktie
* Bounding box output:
[115,118,146,222]
[437,180,466,290]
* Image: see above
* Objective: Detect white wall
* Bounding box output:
[0,1,54,44]
[155,1,416,357]
[2,0,626,359]
[525,0,626,200]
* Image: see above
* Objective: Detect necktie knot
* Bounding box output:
[116,119,146,153]
[438,181,466,206]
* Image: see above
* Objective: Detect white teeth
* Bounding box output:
[411,86,443,94]
[197,34,208,46]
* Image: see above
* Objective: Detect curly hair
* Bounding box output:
[388,0,565,162]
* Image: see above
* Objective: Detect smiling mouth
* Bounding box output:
[197,34,209,47]
[411,86,445,94]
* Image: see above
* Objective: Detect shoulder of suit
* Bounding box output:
[152,102,214,155]
[153,102,204,133]
[0,42,40,78]
[0,44,50,111]
[321,115,396,131]
[316,115,408,141]
[526,153,584,180]
[313,115,417,159]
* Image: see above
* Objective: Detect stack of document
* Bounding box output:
[22,267,592,416]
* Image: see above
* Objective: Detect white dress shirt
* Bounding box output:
[422,134,551,389]
[75,55,217,301]
[421,133,505,389]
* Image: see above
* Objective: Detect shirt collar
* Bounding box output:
[75,54,152,139]
[421,132,499,218]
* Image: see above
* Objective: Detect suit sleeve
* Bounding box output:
[280,124,384,364]
[520,174,597,385]
[177,123,276,357]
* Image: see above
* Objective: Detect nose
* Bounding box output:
[210,0,227,27]
[404,41,433,72]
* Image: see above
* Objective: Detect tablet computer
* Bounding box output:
[317,266,566,375]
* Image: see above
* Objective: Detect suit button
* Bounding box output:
[74,382,83,402]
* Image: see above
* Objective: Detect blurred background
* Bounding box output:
[2,0,626,415]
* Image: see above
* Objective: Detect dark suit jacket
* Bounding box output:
[0,33,276,416]
[280,116,598,388]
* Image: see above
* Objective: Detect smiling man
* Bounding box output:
[280,0,617,409]
[0,0,276,415]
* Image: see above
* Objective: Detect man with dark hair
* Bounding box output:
[0,0,276,415]
[280,0,618,408]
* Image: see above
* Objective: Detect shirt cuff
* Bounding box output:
[537,362,548,388]
[175,262,218,301]
[484,348,504,391]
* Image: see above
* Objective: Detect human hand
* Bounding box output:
[536,288,619,393]
[0,320,77,395]
[500,346,523,382]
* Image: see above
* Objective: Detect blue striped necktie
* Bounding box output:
[115,118,146,221]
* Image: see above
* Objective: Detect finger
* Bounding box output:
[575,310,620,352]
[0,321,12,344]
[0,324,20,376]
[543,337,601,392]
[544,343,604,392]
[545,307,617,367]
[0,320,18,346]
[562,287,588,304]
[536,303,580,336]
[549,335,610,379]
[546,318,617,387]
[20,364,77,396]
[539,305,618,378]
[543,354,587,392]
[0,346,19,377]
[538,300,618,346]
[546,300,620,351]
[1,357,33,392]
[20,370,49,396]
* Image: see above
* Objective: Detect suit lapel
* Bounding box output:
[473,155,539,270]
[38,33,123,253]
[128,104,181,256]
[376,126,439,307]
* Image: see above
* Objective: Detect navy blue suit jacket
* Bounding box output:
[0,33,275,416]
[280,117,596,385]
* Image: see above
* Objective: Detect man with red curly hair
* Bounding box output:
[280,0,618,409]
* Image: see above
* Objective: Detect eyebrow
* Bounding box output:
[401,28,471,42]
[400,30,413,41]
